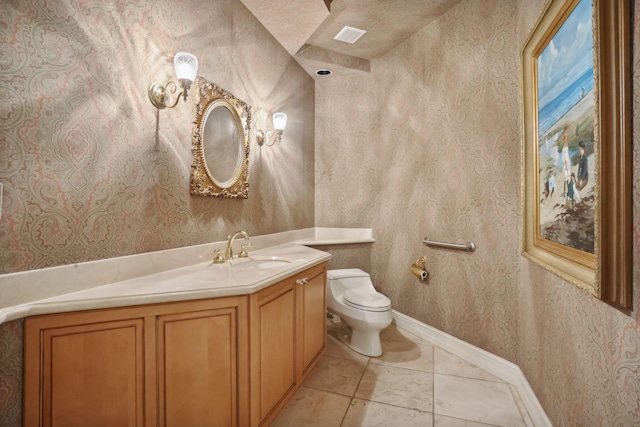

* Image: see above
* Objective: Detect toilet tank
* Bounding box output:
[327,269,374,295]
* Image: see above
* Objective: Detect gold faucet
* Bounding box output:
[225,231,250,260]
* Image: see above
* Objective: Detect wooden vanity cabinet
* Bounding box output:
[23,262,327,427]
[250,263,327,426]
[24,296,249,427]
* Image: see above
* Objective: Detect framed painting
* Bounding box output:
[521,0,632,311]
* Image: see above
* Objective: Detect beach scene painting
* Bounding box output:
[536,0,595,254]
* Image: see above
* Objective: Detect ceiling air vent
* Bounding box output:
[334,26,367,44]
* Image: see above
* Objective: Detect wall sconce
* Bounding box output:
[256,112,287,146]
[148,52,199,109]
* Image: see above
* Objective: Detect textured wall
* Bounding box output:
[0,320,22,427]
[316,0,522,357]
[315,0,640,425]
[0,0,314,423]
[0,0,315,275]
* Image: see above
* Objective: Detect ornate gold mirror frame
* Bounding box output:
[191,77,251,198]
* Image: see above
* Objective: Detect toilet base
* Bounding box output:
[336,324,383,357]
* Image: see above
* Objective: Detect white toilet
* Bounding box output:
[326,269,393,357]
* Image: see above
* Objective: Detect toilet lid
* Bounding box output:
[343,289,391,312]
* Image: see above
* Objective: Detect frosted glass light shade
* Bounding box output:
[272,112,287,131]
[174,52,199,83]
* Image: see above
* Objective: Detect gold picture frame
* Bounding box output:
[191,77,251,198]
[521,0,632,311]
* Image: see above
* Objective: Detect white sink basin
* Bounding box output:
[231,256,291,269]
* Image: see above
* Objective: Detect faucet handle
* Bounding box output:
[212,248,225,264]
[238,243,250,258]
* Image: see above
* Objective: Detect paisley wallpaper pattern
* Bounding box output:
[0,0,315,275]
[0,0,314,423]
[2,0,639,425]
[0,320,21,427]
[315,0,639,425]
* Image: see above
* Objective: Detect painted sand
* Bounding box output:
[537,90,595,254]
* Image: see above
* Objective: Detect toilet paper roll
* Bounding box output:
[411,264,428,281]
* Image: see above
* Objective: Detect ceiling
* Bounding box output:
[240,0,463,78]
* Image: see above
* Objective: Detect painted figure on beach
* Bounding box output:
[567,173,580,208]
[566,174,575,207]
[561,135,571,201]
[576,141,588,190]
[543,169,556,202]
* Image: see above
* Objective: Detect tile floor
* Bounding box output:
[272,319,534,427]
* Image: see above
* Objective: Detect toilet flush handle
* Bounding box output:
[296,278,308,285]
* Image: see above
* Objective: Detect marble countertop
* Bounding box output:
[0,243,331,324]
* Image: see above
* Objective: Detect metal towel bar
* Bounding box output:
[423,237,475,252]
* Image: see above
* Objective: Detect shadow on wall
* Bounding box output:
[315,244,374,273]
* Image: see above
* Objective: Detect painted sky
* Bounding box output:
[537,0,593,110]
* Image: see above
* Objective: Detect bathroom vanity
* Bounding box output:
[19,244,329,427]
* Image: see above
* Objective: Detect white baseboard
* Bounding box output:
[392,310,552,427]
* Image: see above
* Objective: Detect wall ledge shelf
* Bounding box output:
[295,227,375,246]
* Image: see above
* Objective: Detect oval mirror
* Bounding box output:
[191,77,250,198]
[202,102,242,187]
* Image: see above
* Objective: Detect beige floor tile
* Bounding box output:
[303,354,368,397]
[433,347,503,382]
[370,336,434,372]
[271,387,351,427]
[355,364,434,412]
[342,399,434,427]
[275,327,528,427]
[434,374,525,427]
[434,414,497,426]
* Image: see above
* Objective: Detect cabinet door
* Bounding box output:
[24,297,250,427]
[155,296,249,427]
[250,279,296,426]
[296,263,327,380]
[24,309,147,427]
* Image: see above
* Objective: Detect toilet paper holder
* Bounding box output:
[411,256,428,281]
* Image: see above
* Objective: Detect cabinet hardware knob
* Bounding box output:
[296,278,308,285]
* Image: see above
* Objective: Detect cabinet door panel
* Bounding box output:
[251,282,296,425]
[40,319,145,427]
[299,267,326,376]
[157,306,241,427]
[259,289,295,418]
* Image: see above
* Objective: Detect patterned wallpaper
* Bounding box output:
[315,0,639,425]
[0,0,315,275]
[2,0,639,424]
[0,320,21,427]
[0,0,314,423]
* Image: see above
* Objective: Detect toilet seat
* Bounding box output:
[343,289,391,312]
